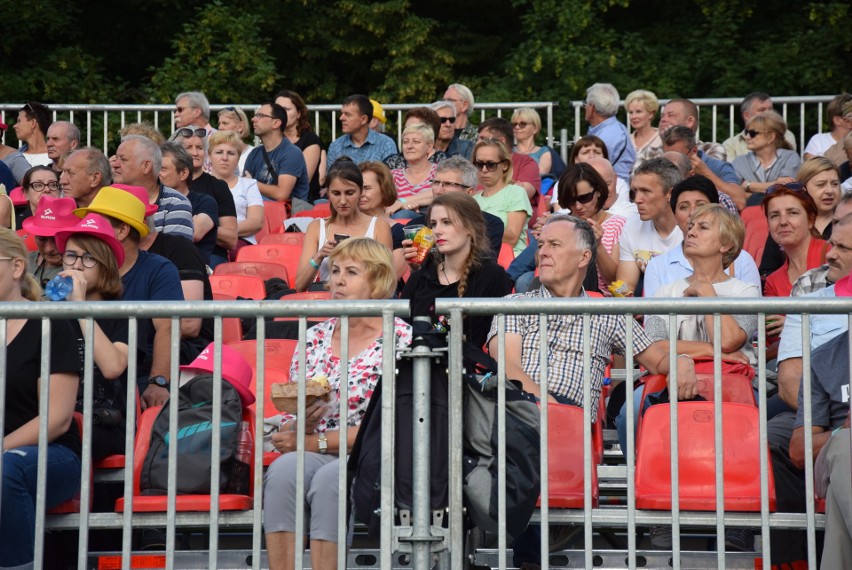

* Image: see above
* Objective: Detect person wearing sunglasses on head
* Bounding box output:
[174,91,214,135]
[512,107,554,177]
[733,110,802,207]
[430,101,474,161]
[470,138,532,256]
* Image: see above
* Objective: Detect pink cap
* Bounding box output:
[111,183,158,217]
[180,343,256,406]
[54,213,126,267]
[21,196,81,237]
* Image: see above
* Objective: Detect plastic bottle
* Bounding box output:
[45,275,73,301]
[228,421,252,495]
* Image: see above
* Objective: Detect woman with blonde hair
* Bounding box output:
[402,192,512,347]
[209,130,265,248]
[0,228,82,567]
[471,139,532,255]
[512,107,553,176]
[625,89,662,163]
[390,122,438,216]
[734,110,802,202]
[264,238,412,570]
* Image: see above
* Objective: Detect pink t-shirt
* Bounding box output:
[392,163,438,200]
[598,214,627,294]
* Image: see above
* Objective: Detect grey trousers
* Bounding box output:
[263,452,342,543]
[818,428,852,569]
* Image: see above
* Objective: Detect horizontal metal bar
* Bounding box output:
[0,102,558,113]
[531,509,825,529]
[568,95,836,108]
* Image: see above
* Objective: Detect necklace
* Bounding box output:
[439,262,457,285]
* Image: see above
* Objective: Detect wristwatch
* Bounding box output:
[317,432,328,454]
[148,375,170,389]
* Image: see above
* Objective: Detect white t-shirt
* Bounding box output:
[229,177,265,244]
[239,145,254,177]
[618,214,683,272]
[804,132,836,157]
[23,152,50,167]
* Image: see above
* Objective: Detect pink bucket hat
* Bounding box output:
[111,183,158,217]
[54,213,126,267]
[180,343,256,406]
[21,196,80,237]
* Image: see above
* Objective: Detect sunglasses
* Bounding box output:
[766,182,806,195]
[473,160,507,172]
[744,129,768,138]
[564,191,597,206]
[439,117,455,124]
[176,127,207,138]
[511,121,529,129]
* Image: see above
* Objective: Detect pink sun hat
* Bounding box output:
[21,196,80,237]
[179,343,256,407]
[54,213,126,267]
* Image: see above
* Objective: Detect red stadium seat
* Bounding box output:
[263,200,288,234]
[225,340,296,414]
[260,233,306,246]
[536,404,599,508]
[93,392,143,471]
[115,406,255,512]
[16,228,37,252]
[279,291,331,302]
[741,205,768,266]
[9,186,26,206]
[497,242,515,270]
[214,261,288,284]
[210,274,267,300]
[635,401,776,511]
[290,204,331,218]
[236,244,302,285]
[221,317,243,344]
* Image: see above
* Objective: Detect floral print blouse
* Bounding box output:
[286,317,412,432]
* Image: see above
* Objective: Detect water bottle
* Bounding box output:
[45,275,73,301]
[227,421,252,495]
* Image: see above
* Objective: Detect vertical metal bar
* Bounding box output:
[625,315,636,569]
[397,111,403,149]
[574,105,581,141]
[538,314,549,570]
[165,317,181,570]
[251,317,265,570]
[294,317,308,570]
[799,103,806,158]
[729,105,736,139]
[801,315,817,569]
[560,129,568,164]
[0,319,7,522]
[208,319,223,570]
[99,111,104,153]
[77,317,96,570]
[379,309,396,570]
[121,318,138,569]
[331,111,338,141]
[668,315,681,570]
[758,313,771,567]
[448,308,465,570]
[817,103,824,134]
[411,317,433,570]
[713,314,725,570]
[33,318,52,570]
[711,105,718,142]
[496,314,507,570]
[582,314,593,570]
[546,103,554,148]
[337,316,350,570]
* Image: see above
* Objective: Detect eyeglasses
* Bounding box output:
[439,117,456,124]
[253,112,275,120]
[766,182,806,195]
[28,181,60,193]
[564,191,597,206]
[744,129,768,138]
[223,106,237,113]
[175,127,207,138]
[511,121,529,129]
[62,251,98,269]
[431,179,469,190]
[473,160,506,172]
[175,106,186,113]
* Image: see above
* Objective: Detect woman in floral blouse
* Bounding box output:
[263,237,411,570]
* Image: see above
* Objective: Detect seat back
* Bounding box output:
[16,228,37,252]
[741,205,768,265]
[221,316,243,344]
[634,401,776,511]
[236,244,302,283]
[213,261,289,283]
[260,233,306,246]
[537,403,599,508]
[263,200,288,234]
[209,274,267,300]
[226,340,296,415]
[9,186,26,206]
[497,242,515,270]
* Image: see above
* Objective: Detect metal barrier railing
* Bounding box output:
[1,296,848,569]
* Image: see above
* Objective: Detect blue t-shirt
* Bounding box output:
[244,138,309,202]
[588,117,636,182]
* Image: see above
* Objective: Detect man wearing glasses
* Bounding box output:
[430,101,473,160]
[244,102,309,204]
[443,84,478,142]
[174,91,214,134]
[584,83,636,183]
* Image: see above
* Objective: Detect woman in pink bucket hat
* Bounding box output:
[53,213,130,460]
[20,194,80,288]
[179,342,256,407]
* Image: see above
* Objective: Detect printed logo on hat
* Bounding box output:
[40,208,57,221]
[197,348,212,361]
[81,217,99,229]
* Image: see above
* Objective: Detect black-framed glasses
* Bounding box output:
[253,112,275,120]
[431,179,468,190]
[176,127,207,138]
[28,181,60,193]
[564,191,597,206]
[766,182,806,195]
[473,160,507,172]
[439,117,455,124]
[62,251,98,269]
[512,121,529,129]
[175,106,186,113]
[744,129,767,138]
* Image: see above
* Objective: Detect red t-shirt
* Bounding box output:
[763,238,830,297]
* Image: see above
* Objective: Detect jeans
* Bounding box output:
[616,385,648,456]
[0,444,81,566]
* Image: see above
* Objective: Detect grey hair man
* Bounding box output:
[59,147,112,208]
[430,100,473,159]
[443,84,477,141]
[46,121,81,169]
[723,92,797,161]
[174,91,213,132]
[584,83,635,182]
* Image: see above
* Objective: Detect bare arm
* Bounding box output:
[302,144,321,184]
[294,221,326,292]
[538,152,552,177]
[615,259,642,293]
[253,173,297,202]
[3,372,78,450]
[488,332,558,403]
[239,205,265,238]
[635,342,698,400]
[192,213,215,243]
[141,317,173,410]
[502,211,528,247]
[179,280,204,338]
[80,321,129,380]
[372,219,394,252]
[691,157,747,211]
[216,216,238,250]
[777,357,803,411]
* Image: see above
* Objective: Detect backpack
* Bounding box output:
[140,374,245,495]
[348,322,541,540]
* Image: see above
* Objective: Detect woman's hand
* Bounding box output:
[683,279,717,298]
[721,350,751,364]
[586,216,604,244]
[386,199,409,216]
[531,212,551,241]
[59,269,88,302]
[402,238,420,269]
[766,314,786,338]
[316,239,337,262]
[270,400,327,454]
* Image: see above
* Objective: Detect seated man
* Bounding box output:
[326,94,398,167]
[584,83,635,182]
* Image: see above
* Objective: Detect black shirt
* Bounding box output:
[189,172,237,260]
[407,212,505,261]
[294,131,324,204]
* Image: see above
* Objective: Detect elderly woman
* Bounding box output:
[358,161,407,278]
[0,229,82,568]
[216,106,254,175]
[276,90,324,204]
[512,107,553,176]
[388,123,439,216]
[734,111,802,205]
[295,158,393,291]
[383,107,445,172]
[208,130,264,249]
[625,90,662,163]
[471,139,532,255]
[16,165,60,229]
[264,238,412,570]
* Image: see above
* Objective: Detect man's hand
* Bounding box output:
[141,384,170,410]
[675,355,698,401]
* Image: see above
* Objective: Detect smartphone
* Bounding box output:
[334,233,350,243]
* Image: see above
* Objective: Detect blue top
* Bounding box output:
[643,243,761,299]
[588,117,636,182]
[244,138,310,202]
[327,129,398,168]
[698,150,741,184]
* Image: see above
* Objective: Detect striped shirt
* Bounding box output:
[151,186,194,242]
[392,163,438,200]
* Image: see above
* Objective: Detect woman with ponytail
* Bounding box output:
[401,192,512,347]
[0,228,82,567]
